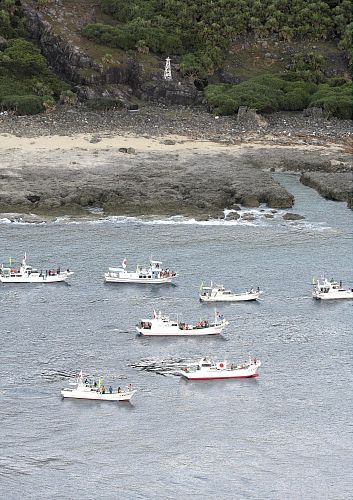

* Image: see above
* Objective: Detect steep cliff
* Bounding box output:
[19,0,201,104]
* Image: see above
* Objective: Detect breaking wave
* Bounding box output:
[0,208,333,232]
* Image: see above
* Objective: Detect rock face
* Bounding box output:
[236,107,268,129]
[20,1,202,106]
[300,172,352,205]
[0,150,294,217]
[282,212,305,220]
[242,147,352,207]
[136,81,202,105]
[225,212,240,220]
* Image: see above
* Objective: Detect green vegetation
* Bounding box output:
[205,74,351,119]
[82,0,352,76]
[0,0,26,38]
[0,37,70,114]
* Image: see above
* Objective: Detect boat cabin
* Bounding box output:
[198,358,214,368]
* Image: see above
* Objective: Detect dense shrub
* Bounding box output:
[0,38,70,114]
[309,82,351,118]
[0,0,27,38]
[82,21,183,54]
[0,95,44,114]
[205,75,351,119]
[91,0,352,74]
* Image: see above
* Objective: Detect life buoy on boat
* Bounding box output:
[217,362,225,370]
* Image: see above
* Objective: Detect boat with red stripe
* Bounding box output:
[179,356,261,380]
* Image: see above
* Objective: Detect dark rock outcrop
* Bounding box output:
[136,80,202,106]
[0,150,294,217]
[236,107,268,129]
[225,211,240,220]
[300,172,352,205]
[282,212,305,220]
[20,1,201,106]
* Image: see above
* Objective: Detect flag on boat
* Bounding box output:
[122,258,127,269]
[22,252,27,266]
[153,309,157,319]
[9,257,12,265]
[311,276,317,285]
[199,281,204,291]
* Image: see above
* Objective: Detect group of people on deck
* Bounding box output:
[85,378,133,394]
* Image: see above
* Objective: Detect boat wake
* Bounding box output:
[128,358,194,376]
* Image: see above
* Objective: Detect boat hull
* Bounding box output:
[313,292,353,300]
[105,276,173,284]
[61,389,136,401]
[181,373,259,380]
[0,273,72,283]
[136,325,225,336]
[200,293,259,302]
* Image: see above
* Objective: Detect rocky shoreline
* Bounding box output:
[0,105,351,218]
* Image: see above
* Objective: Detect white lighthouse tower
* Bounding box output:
[163,57,172,81]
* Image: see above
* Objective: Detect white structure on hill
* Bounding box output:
[163,57,172,80]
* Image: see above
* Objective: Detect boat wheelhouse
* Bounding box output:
[312,278,353,300]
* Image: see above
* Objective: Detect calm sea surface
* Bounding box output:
[0,174,351,499]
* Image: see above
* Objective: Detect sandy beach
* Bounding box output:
[0,106,351,218]
[0,131,347,154]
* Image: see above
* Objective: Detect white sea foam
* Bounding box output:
[0,208,333,232]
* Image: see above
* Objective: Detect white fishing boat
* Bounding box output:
[61,371,137,402]
[136,310,228,336]
[179,356,261,380]
[312,278,353,300]
[105,258,178,284]
[0,253,73,283]
[200,283,262,302]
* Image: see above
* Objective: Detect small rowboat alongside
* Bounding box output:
[0,253,73,283]
[61,371,136,402]
[312,278,353,300]
[105,258,178,284]
[136,310,229,336]
[200,283,262,302]
[179,356,261,380]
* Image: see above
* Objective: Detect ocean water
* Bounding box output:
[0,173,351,499]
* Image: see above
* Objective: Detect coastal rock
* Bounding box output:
[0,35,7,49]
[90,136,101,143]
[0,212,46,224]
[160,139,176,145]
[303,107,324,119]
[282,212,305,220]
[300,172,352,205]
[236,107,268,129]
[241,213,256,221]
[0,148,296,217]
[241,195,260,207]
[226,211,240,220]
